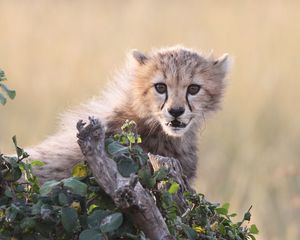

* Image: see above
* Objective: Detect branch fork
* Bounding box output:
[77,117,194,239]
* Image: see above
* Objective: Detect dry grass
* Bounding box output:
[1,1,300,239]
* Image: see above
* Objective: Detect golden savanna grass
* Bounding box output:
[1,1,300,239]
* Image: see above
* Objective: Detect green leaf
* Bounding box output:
[105,136,115,144]
[249,224,259,234]
[106,141,129,156]
[127,132,136,144]
[79,229,103,240]
[218,223,226,235]
[62,177,87,196]
[20,217,36,230]
[138,168,156,189]
[72,163,89,178]
[153,167,168,181]
[5,205,20,222]
[0,93,6,105]
[117,156,138,177]
[87,210,111,229]
[228,213,237,218]
[3,166,22,181]
[61,207,79,233]
[100,212,123,233]
[168,182,180,194]
[139,154,149,166]
[2,155,18,167]
[96,193,116,210]
[4,189,13,198]
[58,192,69,206]
[222,202,230,210]
[216,207,228,215]
[40,180,60,196]
[0,83,16,99]
[216,203,230,215]
[119,135,128,145]
[181,224,197,240]
[35,222,55,237]
[244,211,251,221]
[0,69,6,81]
[40,204,54,221]
[32,200,43,215]
[88,204,98,214]
[228,230,234,239]
[30,160,45,167]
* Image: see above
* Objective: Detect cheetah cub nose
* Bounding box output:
[168,107,185,118]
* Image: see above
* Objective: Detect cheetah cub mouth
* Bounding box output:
[165,119,188,129]
[163,117,194,136]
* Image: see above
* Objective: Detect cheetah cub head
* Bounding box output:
[131,46,230,137]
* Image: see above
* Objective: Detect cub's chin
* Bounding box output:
[161,119,191,137]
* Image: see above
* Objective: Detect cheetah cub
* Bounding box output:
[28,46,230,182]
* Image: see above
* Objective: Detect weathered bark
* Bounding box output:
[76,118,173,240]
[148,154,195,214]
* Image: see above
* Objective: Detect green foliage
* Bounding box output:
[0,118,259,239]
[0,69,16,105]
[0,137,142,239]
[180,194,259,240]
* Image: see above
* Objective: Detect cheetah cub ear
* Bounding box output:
[212,53,232,78]
[132,50,149,65]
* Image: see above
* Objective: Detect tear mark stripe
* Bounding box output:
[186,93,192,112]
[161,92,168,110]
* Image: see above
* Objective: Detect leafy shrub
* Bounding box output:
[0,122,259,240]
[0,69,16,105]
[0,71,259,239]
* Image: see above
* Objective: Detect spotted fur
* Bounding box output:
[28,46,230,182]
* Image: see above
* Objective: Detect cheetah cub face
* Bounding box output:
[132,46,230,137]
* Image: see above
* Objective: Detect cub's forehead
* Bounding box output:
[150,49,208,82]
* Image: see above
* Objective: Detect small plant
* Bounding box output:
[0,69,16,105]
[0,136,143,240]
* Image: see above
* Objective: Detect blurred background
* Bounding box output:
[1,1,299,239]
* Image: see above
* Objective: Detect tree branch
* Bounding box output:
[148,153,195,214]
[77,117,173,240]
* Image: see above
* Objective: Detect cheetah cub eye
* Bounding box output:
[154,83,167,94]
[187,84,201,95]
